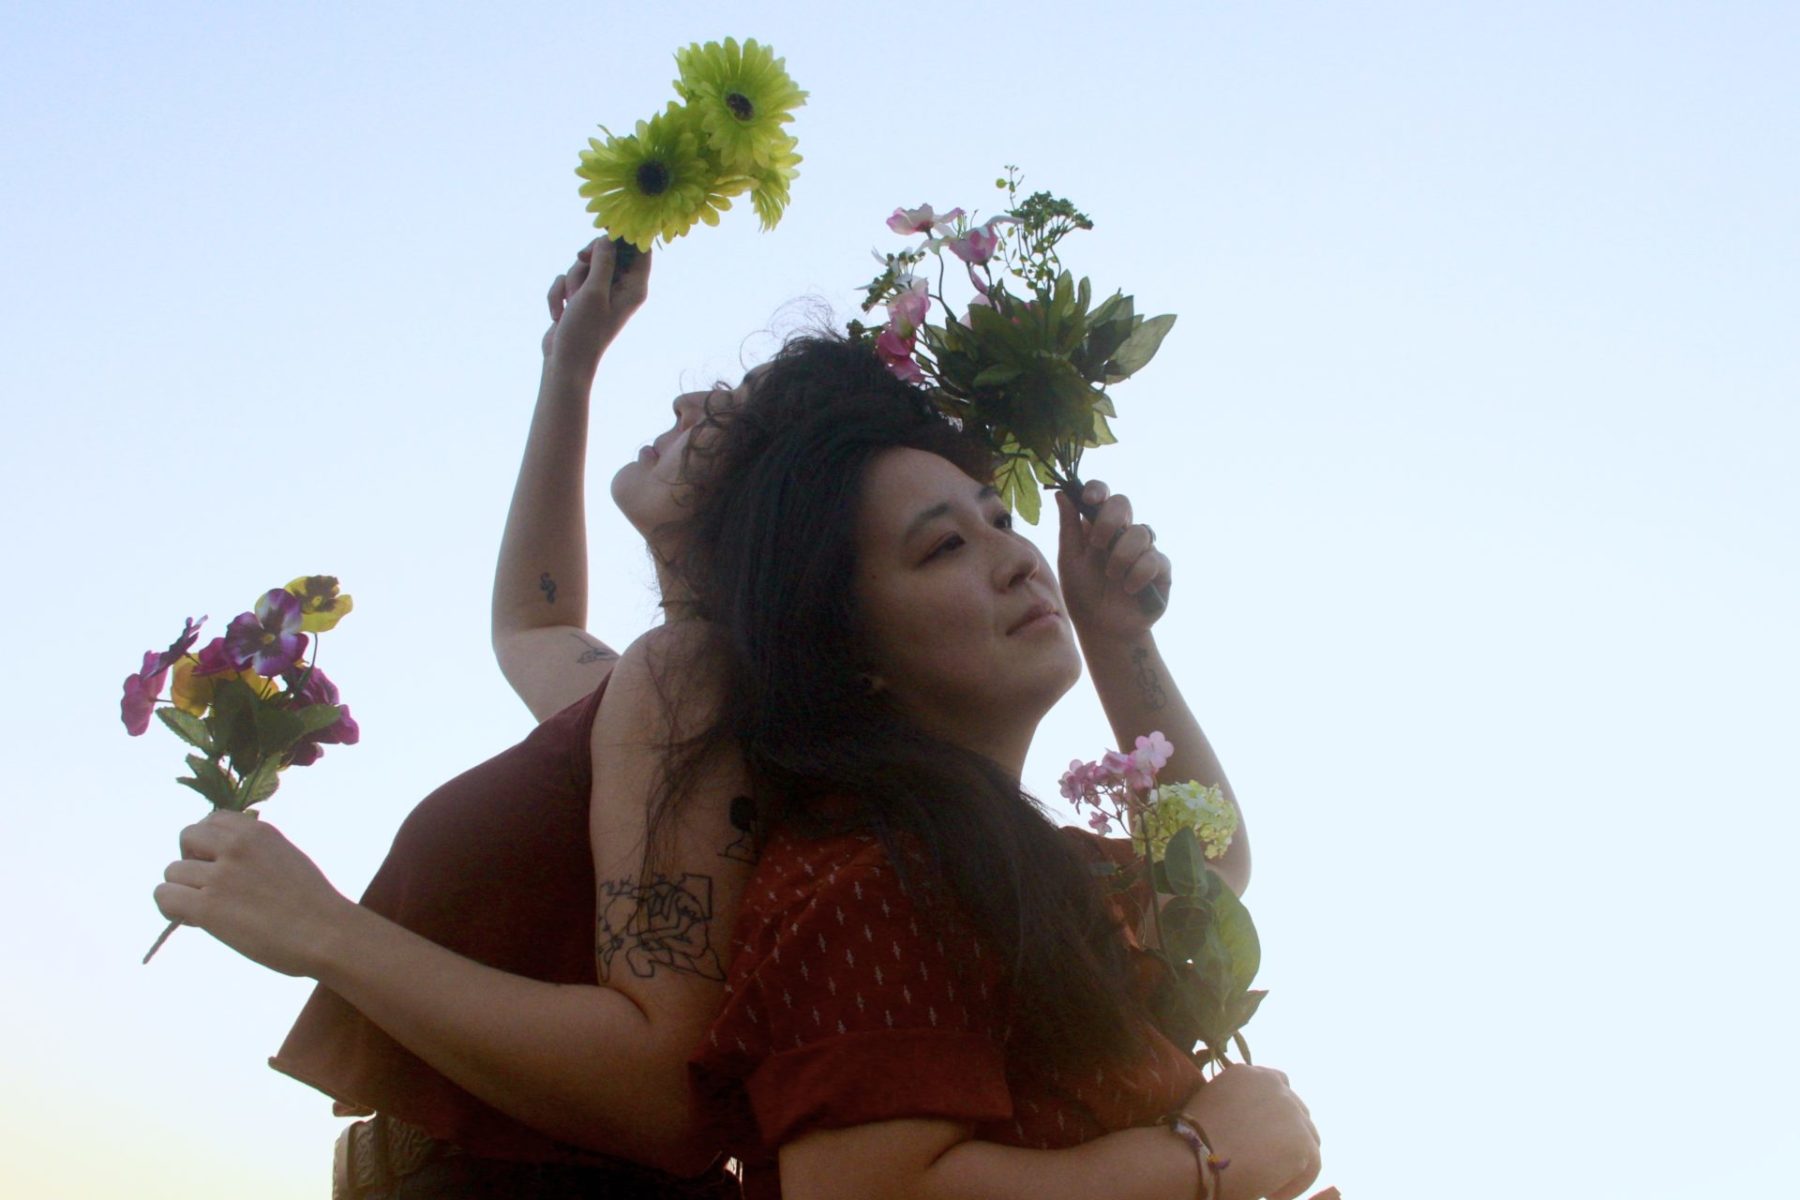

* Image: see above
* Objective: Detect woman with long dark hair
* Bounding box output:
[651,335,1324,1200]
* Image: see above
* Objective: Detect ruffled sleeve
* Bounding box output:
[690,833,1014,1151]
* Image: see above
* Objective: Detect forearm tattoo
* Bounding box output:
[568,632,616,665]
[539,571,558,604]
[1132,646,1168,711]
[596,873,726,982]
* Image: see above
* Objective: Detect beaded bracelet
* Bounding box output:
[1166,1113,1229,1200]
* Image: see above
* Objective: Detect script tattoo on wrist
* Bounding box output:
[1132,646,1167,711]
[568,632,616,665]
[596,873,726,982]
[539,571,558,604]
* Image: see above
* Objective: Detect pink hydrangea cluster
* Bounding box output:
[1059,731,1174,834]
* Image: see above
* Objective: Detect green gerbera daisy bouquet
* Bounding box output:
[576,37,805,258]
[850,168,1175,528]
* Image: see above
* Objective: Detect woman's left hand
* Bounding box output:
[153,810,353,977]
[1055,480,1170,645]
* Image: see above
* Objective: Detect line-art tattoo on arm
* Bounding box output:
[720,795,758,864]
[1132,646,1168,711]
[568,632,617,665]
[595,873,727,982]
[539,571,558,604]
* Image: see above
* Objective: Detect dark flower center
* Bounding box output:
[725,91,755,121]
[636,160,672,196]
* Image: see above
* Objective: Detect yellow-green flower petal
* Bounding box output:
[1148,780,1240,860]
[286,575,354,633]
[576,102,734,252]
[746,133,801,230]
[673,37,807,174]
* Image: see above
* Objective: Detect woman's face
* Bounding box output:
[610,376,751,545]
[853,447,1081,757]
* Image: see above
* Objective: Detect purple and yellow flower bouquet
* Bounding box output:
[121,575,358,961]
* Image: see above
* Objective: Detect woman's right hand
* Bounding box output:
[541,237,650,369]
[1182,1065,1321,1200]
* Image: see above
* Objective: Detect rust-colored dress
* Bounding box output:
[271,681,736,1195]
[689,828,1202,1200]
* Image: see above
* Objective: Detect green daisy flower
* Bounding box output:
[745,133,802,230]
[674,37,807,174]
[575,103,733,252]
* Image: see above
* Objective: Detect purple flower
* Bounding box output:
[120,651,170,736]
[221,590,309,677]
[120,616,206,735]
[1134,731,1174,772]
[1087,810,1114,835]
[284,667,359,767]
[192,635,240,677]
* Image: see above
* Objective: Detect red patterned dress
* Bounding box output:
[689,828,1201,1200]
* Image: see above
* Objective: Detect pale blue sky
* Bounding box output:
[3,3,1796,1196]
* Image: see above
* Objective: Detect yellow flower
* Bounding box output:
[170,656,279,717]
[1147,780,1239,860]
[745,132,802,231]
[673,37,807,174]
[576,103,735,252]
[285,575,354,632]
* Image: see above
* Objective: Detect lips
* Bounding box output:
[1006,602,1059,635]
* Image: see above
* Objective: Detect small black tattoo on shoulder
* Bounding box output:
[1132,646,1168,711]
[539,572,557,604]
[596,873,726,982]
[721,795,758,864]
[568,632,616,665]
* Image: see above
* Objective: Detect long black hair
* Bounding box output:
[661,333,1140,1073]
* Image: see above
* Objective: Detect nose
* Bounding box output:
[672,391,710,428]
[991,528,1041,593]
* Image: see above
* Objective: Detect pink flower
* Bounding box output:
[121,651,171,736]
[1060,758,1093,802]
[1098,749,1134,784]
[1088,809,1114,835]
[1134,731,1174,773]
[875,327,924,383]
[886,280,930,339]
[886,204,964,236]
[948,219,1004,265]
[120,616,207,735]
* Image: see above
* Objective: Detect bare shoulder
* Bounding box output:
[595,620,725,745]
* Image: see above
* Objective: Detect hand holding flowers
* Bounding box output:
[852,168,1176,528]
[1062,733,1262,1071]
[121,575,358,962]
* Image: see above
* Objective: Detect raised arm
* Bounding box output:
[1056,482,1251,896]
[493,239,649,721]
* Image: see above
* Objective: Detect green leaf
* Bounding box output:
[972,364,1022,388]
[1106,313,1177,383]
[294,703,346,736]
[995,454,1042,525]
[1210,883,1263,992]
[155,707,214,753]
[179,754,236,809]
[1233,988,1268,1032]
[208,679,262,768]
[1162,826,1204,896]
[1160,896,1212,964]
[251,702,309,759]
[236,757,282,810]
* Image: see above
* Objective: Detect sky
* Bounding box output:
[2,2,1797,1196]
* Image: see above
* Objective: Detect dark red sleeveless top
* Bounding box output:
[270,682,608,1161]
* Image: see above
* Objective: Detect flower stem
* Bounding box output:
[142,919,179,964]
